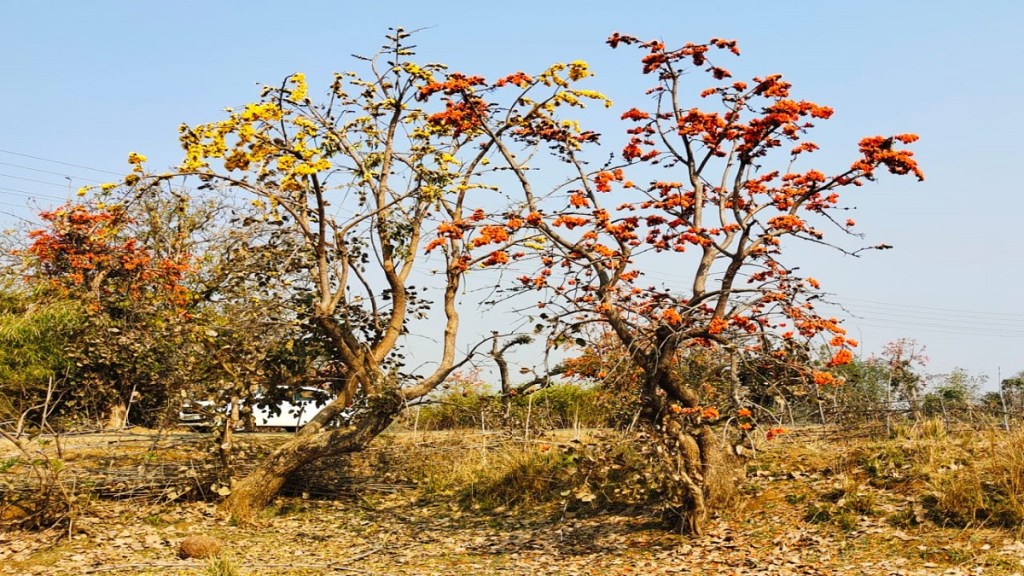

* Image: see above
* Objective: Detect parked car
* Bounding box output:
[178,387,340,431]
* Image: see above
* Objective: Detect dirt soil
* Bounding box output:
[3,430,1024,575]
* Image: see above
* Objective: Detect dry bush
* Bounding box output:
[179,534,224,559]
[804,475,878,531]
[205,554,240,576]
[405,385,613,432]
[373,432,572,509]
[378,428,741,525]
[1,401,80,534]
[846,419,1024,529]
[924,429,1024,528]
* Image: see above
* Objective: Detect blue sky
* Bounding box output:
[2,1,1021,385]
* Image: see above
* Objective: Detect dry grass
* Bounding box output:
[7,423,1024,574]
[754,419,1024,533]
[374,431,577,510]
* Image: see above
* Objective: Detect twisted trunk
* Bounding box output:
[641,361,717,536]
[222,392,401,522]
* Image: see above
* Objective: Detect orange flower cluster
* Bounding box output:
[482,251,509,266]
[568,193,590,208]
[667,404,720,421]
[620,108,651,121]
[853,134,925,181]
[416,72,487,100]
[593,169,625,192]
[828,349,854,367]
[553,215,588,229]
[707,317,729,335]
[427,98,489,137]
[662,308,682,325]
[494,71,533,88]
[24,203,192,310]
[471,225,509,248]
[767,214,806,232]
[812,371,836,386]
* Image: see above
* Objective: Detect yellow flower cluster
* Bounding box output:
[568,60,591,81]
[241,102,283,123]
[289,73,308,102]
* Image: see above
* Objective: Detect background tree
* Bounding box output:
[881,338,928,421]
[831,354,891,425]
[10,190,196,428]
[923,367,986,421]
[0,282,80,426]
[999,371,1024,415]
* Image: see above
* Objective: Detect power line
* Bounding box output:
[824,304,1024,330]
[851,320,1024,339]
[835,296,1024,319]
[839,315,1024,337]
[0,185,67,203]
[638,268,1023,324]
[0,171,77,190]
[0,199,41,210]
[0,161,107,184]
[0,148,123,176]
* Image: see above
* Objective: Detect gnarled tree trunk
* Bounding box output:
[222,392,400,522]
[641,364,720,536]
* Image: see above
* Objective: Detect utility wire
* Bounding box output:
[0,161,107,184]
[841,316,1024,337]
[637,267,1023,325]
[824,304,1024,330]
[0,171,80,190]
[852,321,1024,339]
[0,185,67,203]
[835,296,1024,319]
[0,148,123,176]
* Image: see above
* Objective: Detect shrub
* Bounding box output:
[924,430,1024,528]
[408,384,614,432]
[510,385,612,430]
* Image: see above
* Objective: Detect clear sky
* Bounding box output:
[1,0,1021,386]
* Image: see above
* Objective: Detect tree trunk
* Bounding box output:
[222,392,400,522]
[104,403,128,430]
[641,364,717,536]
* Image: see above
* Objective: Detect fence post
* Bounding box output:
[998,367,1011,432]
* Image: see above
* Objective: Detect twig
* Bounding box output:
[81,559,383,574]
[81,561,201,574]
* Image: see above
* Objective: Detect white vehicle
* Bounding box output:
[179,387,338,431]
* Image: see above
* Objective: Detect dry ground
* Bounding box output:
[3,427,1024,575]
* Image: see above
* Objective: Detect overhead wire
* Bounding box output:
[0,171,80,190]
[0,160,108,184]
[0,185,67,203]
[609,267,1023,338]
[830,296,1024,319]
[0,148,123,176]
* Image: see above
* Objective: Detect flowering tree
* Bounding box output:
[101,29,922,528]
[428,34,923,533]
[112,29,615,520]
[16,197,194,427]
[881,337,928,420]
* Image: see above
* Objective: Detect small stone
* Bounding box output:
[178,535,222,559]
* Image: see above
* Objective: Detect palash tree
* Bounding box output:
[97,29,923,530]
[110,29,610,520]
[428,34,924,533]
[13,195,195,428]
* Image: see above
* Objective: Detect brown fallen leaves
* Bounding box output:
[2,430,1024,575]
[1,491,1019,576]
